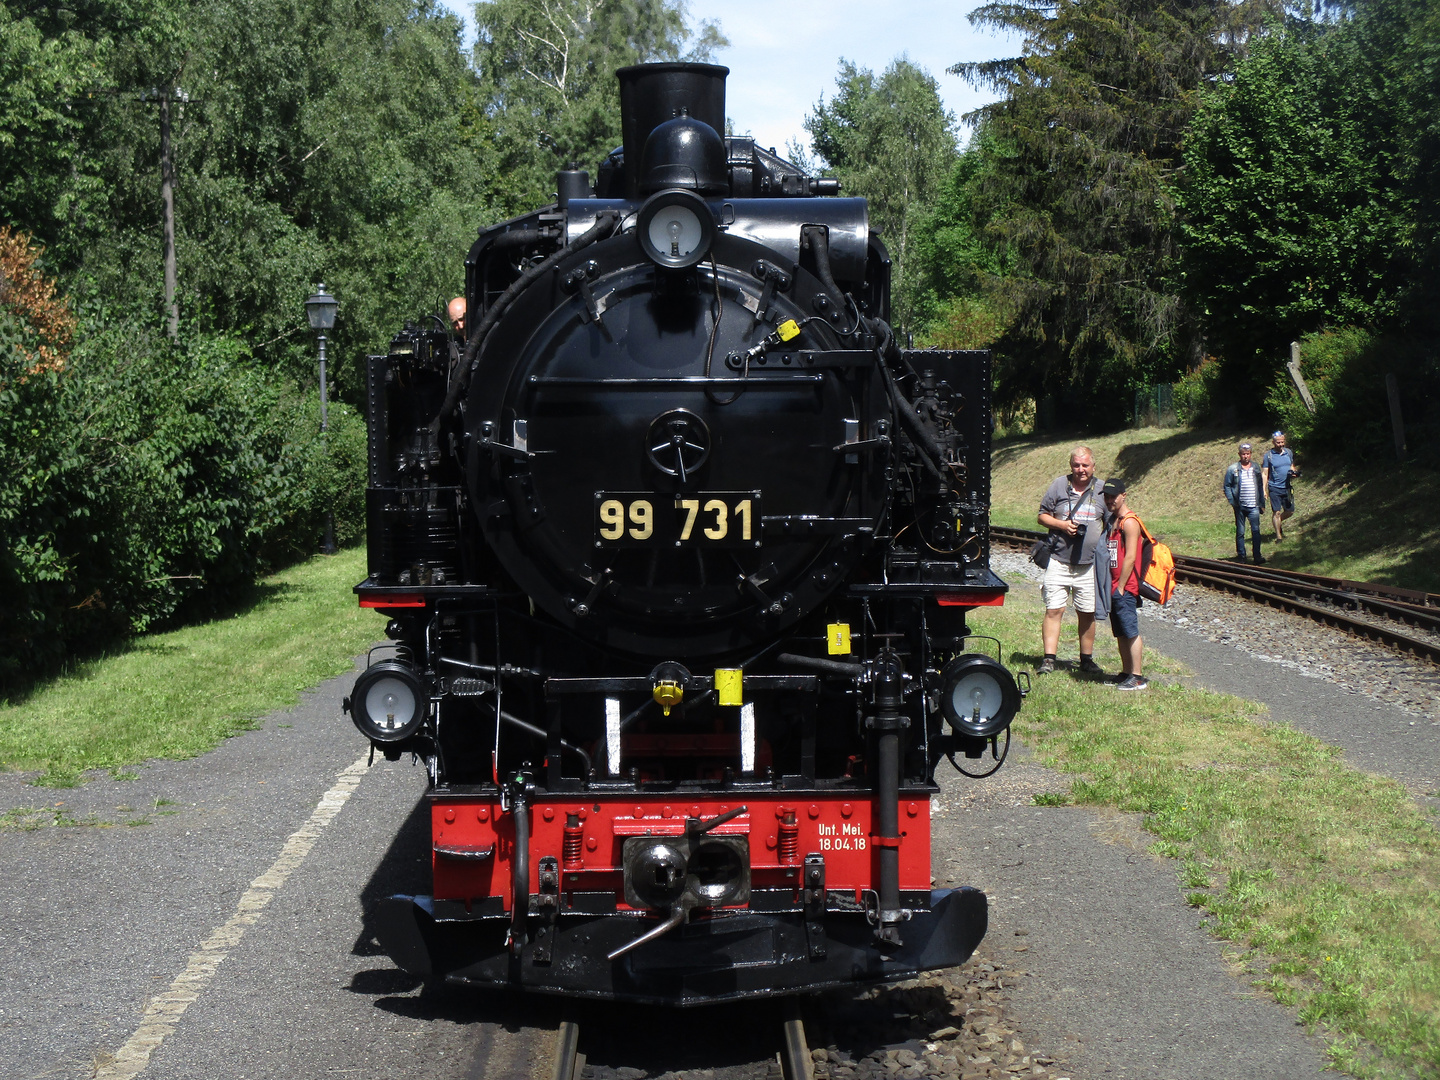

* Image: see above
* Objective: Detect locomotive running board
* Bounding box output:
[372,887,987,1006]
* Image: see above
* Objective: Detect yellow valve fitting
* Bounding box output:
[652,680,684,716]
[714,668,744,707]
[827,623,851,655]
[776,319,801,342]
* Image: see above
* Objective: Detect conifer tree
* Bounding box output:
[954,0,1279,422]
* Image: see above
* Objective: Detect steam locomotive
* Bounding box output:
[349,62,1024,1005]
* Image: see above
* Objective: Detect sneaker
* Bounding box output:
[1253,555,1266,565]
[1115,675,1149,691]
[1078,656,1105,675]
[1037,657,1056,674]
[1110,671,1129,684]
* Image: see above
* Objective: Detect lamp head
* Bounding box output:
[305,283,339,331]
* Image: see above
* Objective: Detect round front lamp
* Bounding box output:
[348,661,428,743]
[636,189,715,269]
[939,654,1021,739]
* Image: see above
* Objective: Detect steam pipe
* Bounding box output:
[870,319,950,481]
[801,225,845,308]
[777,652,866,678]
[507,775,531,955]
[871,648,906,946]
[430,211,617,435]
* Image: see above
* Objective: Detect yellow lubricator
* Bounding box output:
[653,680,684,716]
[714,668,744,707]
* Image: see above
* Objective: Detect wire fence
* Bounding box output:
[1133,384,1176,428]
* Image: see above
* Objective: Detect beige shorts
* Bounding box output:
[1042,559,1096,613]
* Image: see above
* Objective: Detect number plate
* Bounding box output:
[594,492,762,548]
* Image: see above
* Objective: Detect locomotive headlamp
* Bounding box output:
[637,189,715,269]
[347,660,429,743]
[939,653,1022,739]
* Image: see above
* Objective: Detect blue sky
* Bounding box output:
[437,0,1021,156]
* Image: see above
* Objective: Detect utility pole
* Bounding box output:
[160,89,178,339]
[142,84,188,340]
[160,88,178,339]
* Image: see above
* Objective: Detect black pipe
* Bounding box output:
[430,211,617,435]
[802,225,845,307]
[499,708,592,777]
[869,319,951,481]
[871,648,905,947]
[484,226,556,252]
[776,652,865,678]
[508,776,530,955]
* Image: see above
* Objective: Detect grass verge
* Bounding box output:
[0,546,384,786]
[970,590,1440,1079]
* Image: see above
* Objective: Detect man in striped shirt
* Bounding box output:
[1223,442,1267,564]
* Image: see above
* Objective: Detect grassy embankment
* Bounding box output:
[0,546,384,786]
[991,427,1440,593]
[970,591,1440,1079]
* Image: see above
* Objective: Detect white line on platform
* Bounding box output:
[95,752,373,1079]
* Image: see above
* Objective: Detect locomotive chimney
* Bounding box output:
[616,62,729,199]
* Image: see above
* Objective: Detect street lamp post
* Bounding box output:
[305,283,340,555]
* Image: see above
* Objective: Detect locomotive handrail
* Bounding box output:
[525,374,824,388]
[543,674,818,696]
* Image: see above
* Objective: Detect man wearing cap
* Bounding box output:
[1262,431,1300,542]
[1223,442,1266,564]
[1102,479,1147,690]
[1036,446,1107,675]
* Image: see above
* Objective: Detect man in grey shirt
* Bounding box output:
[1036,445,1107,675]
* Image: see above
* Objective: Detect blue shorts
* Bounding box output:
[1271,490,1294,513]
[1110,591,1140,639]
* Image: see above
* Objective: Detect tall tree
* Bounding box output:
[804,58,958,330]
[954,0,1279,424]
[903,127,1012,349]
[472,0,726,216]
[1176,19,1410,367]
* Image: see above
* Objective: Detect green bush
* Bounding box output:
[0,305,367,689]
[257,387,368,563]
[1267,328,1439,463]
[1173,359,1226,427]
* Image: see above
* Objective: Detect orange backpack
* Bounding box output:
[1129,513,1177,606]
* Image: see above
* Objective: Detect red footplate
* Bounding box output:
[430,794,933,909]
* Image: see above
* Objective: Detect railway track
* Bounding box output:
[989,525,1440,667]
[509,1003,818,1080]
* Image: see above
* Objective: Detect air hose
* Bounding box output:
[429,210,619,435]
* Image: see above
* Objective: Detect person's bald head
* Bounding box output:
[448,296,467,333]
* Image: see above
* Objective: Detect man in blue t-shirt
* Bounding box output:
[1261,430,1300,542]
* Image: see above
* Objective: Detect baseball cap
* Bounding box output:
[1102,478,1126,497]
[1239,442,1252,450]
[1272,430,1284,438]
